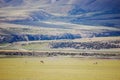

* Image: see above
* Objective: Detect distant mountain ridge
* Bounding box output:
[0,0,23,7]
[0,0,120,28]
[1,0,120,13]
[0,28,120,43]
[0,0,120,43]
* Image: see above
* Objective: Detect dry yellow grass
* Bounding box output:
[0,57,120,80]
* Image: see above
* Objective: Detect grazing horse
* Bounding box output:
[40,60,44,64]
[93,62,98,64]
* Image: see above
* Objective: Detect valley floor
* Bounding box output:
[0,57,120,80]
[0,36,120,80]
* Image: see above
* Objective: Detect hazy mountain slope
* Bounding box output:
[68,0,120,27]
[0,0,120,28]
[0,22,120,43]
[0,0,23,7]
[0,0,120,43]
[69,0,120,14]
[1,0,120,14]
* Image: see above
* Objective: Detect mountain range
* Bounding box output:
[0,0,120,43]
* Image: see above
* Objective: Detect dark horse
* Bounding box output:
[40,60,44,64]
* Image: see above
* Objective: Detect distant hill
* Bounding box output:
[0,0,120,43]
[0,0,120,27]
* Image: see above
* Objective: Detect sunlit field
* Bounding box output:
[0,57,120,80]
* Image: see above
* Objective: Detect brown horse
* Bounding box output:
[40,60,44,64]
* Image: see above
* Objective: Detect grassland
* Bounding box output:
[0,57,120,80]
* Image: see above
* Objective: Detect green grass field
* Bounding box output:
[0,57,120,80]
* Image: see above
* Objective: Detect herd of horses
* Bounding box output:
[25,60,98,64]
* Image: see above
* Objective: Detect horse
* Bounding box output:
[93,62,98,64]
[40,60,44,64]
